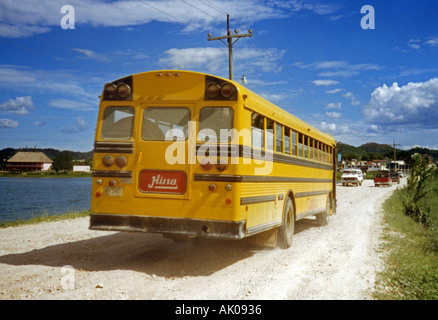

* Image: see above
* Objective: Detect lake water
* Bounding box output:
[0,177,91,223]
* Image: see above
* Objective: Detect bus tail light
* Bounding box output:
[216,159,227,172]
[206,83,220,98]
[103,76,133,101]
[115,155,128,168]
[108,179,117,187]
[220,83,235,98]
[201,159,213,171]
[102,155,114,167]
[117,83,131,99]
[104,83,117,99]
[204,75,237,101]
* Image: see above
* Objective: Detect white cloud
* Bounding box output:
[408,39,421,50]
[312,79,339,86]
[61,117,89,134]
[343,92,360,106]
[0,96,34,114]
[363,77,438,128]
[424,37,438,47]
[259,93,289,102]
[0,118,19,128]
[0,0,293,38]
[326,88,342,94]
[159,47,225,72]
[325,102,341,109]
[326,111,342,119]
[297,60,381,78]
[273,1,340,15]
[73,48,108,61]
[0,0,344,38]
[0,65,97,101]
[320,121,336,131]
[407,36,438,50]
[49,99,95,111]
[158,47,285,74]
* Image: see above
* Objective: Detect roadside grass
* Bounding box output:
[374,178,438,300]
[0,210,90,229]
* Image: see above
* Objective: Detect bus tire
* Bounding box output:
[277,197,294,249]
[316,195,330,226]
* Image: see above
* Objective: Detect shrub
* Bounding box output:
[401,154,436,228]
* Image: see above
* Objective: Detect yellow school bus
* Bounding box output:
[89,70,336,248]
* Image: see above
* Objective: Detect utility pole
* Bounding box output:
[393,140,400,171]
[208,14,253,80]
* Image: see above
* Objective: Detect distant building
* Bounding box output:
[73,165,90,172]
[6,152,53,172]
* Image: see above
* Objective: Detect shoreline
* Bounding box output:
[0,210,90,229]
[0,172,92,178]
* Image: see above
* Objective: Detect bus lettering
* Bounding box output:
[147,174,177,189]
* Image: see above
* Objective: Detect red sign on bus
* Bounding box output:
[139,170,187,194]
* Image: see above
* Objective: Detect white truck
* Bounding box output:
[341,169,364,186]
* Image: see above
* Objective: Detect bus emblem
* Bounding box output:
[139,170,186,194]
[147,174,177,190]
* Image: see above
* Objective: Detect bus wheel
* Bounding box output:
[316,196,330,226]
[277,197,294,249]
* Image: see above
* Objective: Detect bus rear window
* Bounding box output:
[198,107,234,142]
[101,106,134,140]
[142,107,190,141]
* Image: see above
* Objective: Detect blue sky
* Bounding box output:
[1,0,438,152]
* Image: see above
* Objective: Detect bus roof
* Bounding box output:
[128,70,336,146]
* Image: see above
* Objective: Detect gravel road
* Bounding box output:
[0,179,403,300]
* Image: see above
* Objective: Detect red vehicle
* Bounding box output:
[374,171,392,187]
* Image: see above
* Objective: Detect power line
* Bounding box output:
[136,0,189,25]
[180,0,223,22]
[198,0,228,15]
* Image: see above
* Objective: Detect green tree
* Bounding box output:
[52,151,73,172]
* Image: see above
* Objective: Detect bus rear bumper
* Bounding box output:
[89,213,246,240]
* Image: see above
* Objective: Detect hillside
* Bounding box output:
[359,143,393,155]
[338,142,438,162]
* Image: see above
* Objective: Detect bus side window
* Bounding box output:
[318,142,322,162]
[298,133,303,158]
[309,138,314,160]
[266,118,274,152]
[304,135,309,159]
[284,127,291,155]
[251,112,264,149]
[329,146,333,164]
[291,130,297,156]
[275,123,283,153]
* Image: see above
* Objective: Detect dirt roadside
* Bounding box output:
[0,179,403,300]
